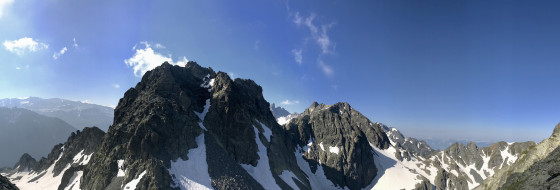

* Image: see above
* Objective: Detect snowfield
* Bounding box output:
[241,125,281,190]
[169,134,213,190]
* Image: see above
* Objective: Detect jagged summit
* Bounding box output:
[283,101,391,189]
[270,103,290,119]
[83,61,294,189]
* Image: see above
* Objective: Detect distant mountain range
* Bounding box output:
[0,107,76,168]
[0,62,557,190]
[0,97,114,131]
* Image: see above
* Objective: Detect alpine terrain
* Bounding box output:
[0,62,542,190]
[476,122,560,190]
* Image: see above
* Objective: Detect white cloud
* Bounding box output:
[318,60,333,76]
[292,12,335,54]
[0,0,14,18]
[281,100,300,105]
[73,38,78,48]
[52,46,67,60]
[15,66,20,70]
[292,12,303,25]
[3,37,49,55]
[124,42,190,77]
[291,49,302,65]
[113,84,120,88]
[80,100,90,104]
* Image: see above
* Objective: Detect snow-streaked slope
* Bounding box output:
[123,170,147,190]
[294,147,346,190]
[3,147,99,190]
[7,148,70,190]
[64,171,83,190]
[367,145,423,190]
[240,125,281,190]
[169,134,213,190]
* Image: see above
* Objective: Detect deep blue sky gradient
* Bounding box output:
[1,0,559,143]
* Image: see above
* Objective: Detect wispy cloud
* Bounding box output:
[52,47,67,60]
[318,60,333,76]
[124,42,189,77]
[0,0,14,18]
[154,43,165,49]
[281,100,300,105]
[3,37,48,55]
[290,11,337,76]
[292,12,336,55]
[112,84,120,88]
[72,38,78,48]
[291,48,303,65]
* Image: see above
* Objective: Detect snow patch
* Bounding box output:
[329,146,340,154]
[294,147,344,189]
[256,120,273,142]
[194,99,211,131]
[500,146,518,167]
[303,140,313,153]
[241,125,281,190]
[117,160,126,177]
[8,152,71,190]
[72,150,92,165]
[276,113,300,125]
[319,142,325,151]
[123,170,147,190]
[169,134,213,190]
[366,145,423,190]
[200,74,214,91]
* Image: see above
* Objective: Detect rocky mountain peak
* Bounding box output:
[552,122,560,137]
[13,154,36,172]
[269,103,290,119]
[82,62,289,189]
[283,101,391,189]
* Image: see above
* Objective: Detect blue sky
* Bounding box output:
[1,0,560,143]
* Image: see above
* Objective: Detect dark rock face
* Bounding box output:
[284,102,390,189]
[0,174,18,190]
[205,72,271,165]
[83,62,214,189]
[444,142,484,170]
[434,169,468,190]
